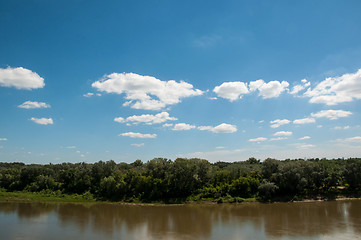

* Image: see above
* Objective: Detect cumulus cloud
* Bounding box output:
[18,101,50,109]
[92,72,203,110]
[131,143,145,147]
[114,112,177,125]
[249,137,267,142]
[311,109,352,120]
[0,138,7,141]
[118,132,157,138]
[0,67,45,90]
[172,123,196,131]
[270,119,291,128]
[30,117,53,125]
[199,123,238,133]
[274,131,293,136]
[249,79,289,99]
[304,69,361,105]
[213,82,249,101]
[293,117,316,124]
[163,123,173,127]
[290,79,310,95]
[299,136,311,140]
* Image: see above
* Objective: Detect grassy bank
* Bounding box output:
[0,189,95,203]
[1,189,360,205]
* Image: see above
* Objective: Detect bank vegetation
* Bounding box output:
[1,158,361,203]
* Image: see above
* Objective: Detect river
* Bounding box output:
[0,200,360,240]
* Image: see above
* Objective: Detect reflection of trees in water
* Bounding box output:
[1,200,360,239]
[56,204,214,239]
[258,201,350,237]
[0,202,57,219]
[346,200,361,235]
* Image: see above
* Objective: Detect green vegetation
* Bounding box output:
[1,157,361,203]
[0,189,94,202]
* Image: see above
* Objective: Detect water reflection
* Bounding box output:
[0,200,360,240]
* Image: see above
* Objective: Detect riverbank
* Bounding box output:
[1,190,360,205]
[0,190,95,203]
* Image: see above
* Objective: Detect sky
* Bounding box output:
[1,0,361,164]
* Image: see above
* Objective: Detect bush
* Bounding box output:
[258,181,279,201]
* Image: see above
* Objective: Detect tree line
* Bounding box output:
[1,157,361,202]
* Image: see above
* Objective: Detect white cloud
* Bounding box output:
[249,79,289,99]
[297,144,315,149]
[270,119,290,128]
[311,109,352,120]
[293,117,316,124]
[83,93,94,97]
[92,72,203,110]
[213,82,249,101]
[18,101,50,109]
[304,69,361,105]
[274,131,293,136]
[345,136,361,142]
[172,123,196,131]
[118,132,157,138]
[0,138,7,141]
[80,154,85,158]
[290,85,305,95]
[163,123,173,127]
[114,112,177,125]
[64,146,76,149]
[198,123,238,133]
[0,67,45,90]
[249,137,267,142]
[198,126,213,131]
[212,123,237,133]
[334,126,350,130]
[131,143,145,147]
[269,137,288,141]
[216,146,225,149]
[299,136,311,140]
[30,117,53,125]
[290,79,310,95]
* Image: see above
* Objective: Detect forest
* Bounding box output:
[1,157,361,203]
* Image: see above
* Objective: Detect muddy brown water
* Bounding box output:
[1,200,360,239]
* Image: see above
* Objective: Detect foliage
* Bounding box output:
[0,158,360,203]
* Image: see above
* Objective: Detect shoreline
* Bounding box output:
[1,191,360,206]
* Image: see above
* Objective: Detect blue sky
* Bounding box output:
[1,0,361,163]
